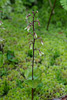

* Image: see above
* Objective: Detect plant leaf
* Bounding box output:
[0,51,3,67]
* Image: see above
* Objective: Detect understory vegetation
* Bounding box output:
[0,0,67,100]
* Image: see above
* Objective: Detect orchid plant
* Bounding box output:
[25,11,44,100]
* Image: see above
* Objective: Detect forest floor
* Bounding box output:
[0,12,67,100]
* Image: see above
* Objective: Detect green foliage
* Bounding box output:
[38,0,67,27]
[7,50,18,63]
[28,49,33,57]
[56,69,63,82]
[13,0,26,13]
[50,57,55,66]
[23,0,36,6]
[0,80,9,96]
[0,2,67,99]
[3,80,9,95]
[0,22,66,99]
[60,0,67,10]
[16,79,23,88]
[53,50,60,60]
[0,51,3,67]
[61,69,67,85]
[10,0,15,4]
[0,0,12,19]
[24,67,41,88]
[0,0,25,19]
[50,50,60,66]
[0,68,7,77]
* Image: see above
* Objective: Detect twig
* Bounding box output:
[46,0,57,30]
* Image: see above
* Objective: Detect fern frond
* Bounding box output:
[60,0,67,10]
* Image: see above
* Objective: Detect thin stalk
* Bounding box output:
[32,16,35,100]
[46,0,57,30]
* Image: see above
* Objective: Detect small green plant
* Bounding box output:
[16,79,23,88]
[53,50,60,60]
[23,0,36,7]
[50,57,55,66]
[25,11,44,100]
[7,50,18,64]
[28,49,33,57]
[0,0,11,19]
[50,50,60,66]
[3,80,9,96]
[0,68,7,77]
[0,80,10,97]
[0,51,3,67]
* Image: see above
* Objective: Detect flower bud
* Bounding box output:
[38,22,40,26]
[39,51,42,56]
[41,40,43,45]
[24,26,30,32]
[36,11,38,13]
[29,44,32,49]
[39,51,44,56]
[28,14,31,16]
[32,11,34,14]
[2,27,5,30]
[34,32,37,38]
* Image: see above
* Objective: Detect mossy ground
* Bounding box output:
[0,11,67,100]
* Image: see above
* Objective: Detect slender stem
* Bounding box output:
[32,16,35,100]
[49,0,55,14]
[46,0,57,30]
